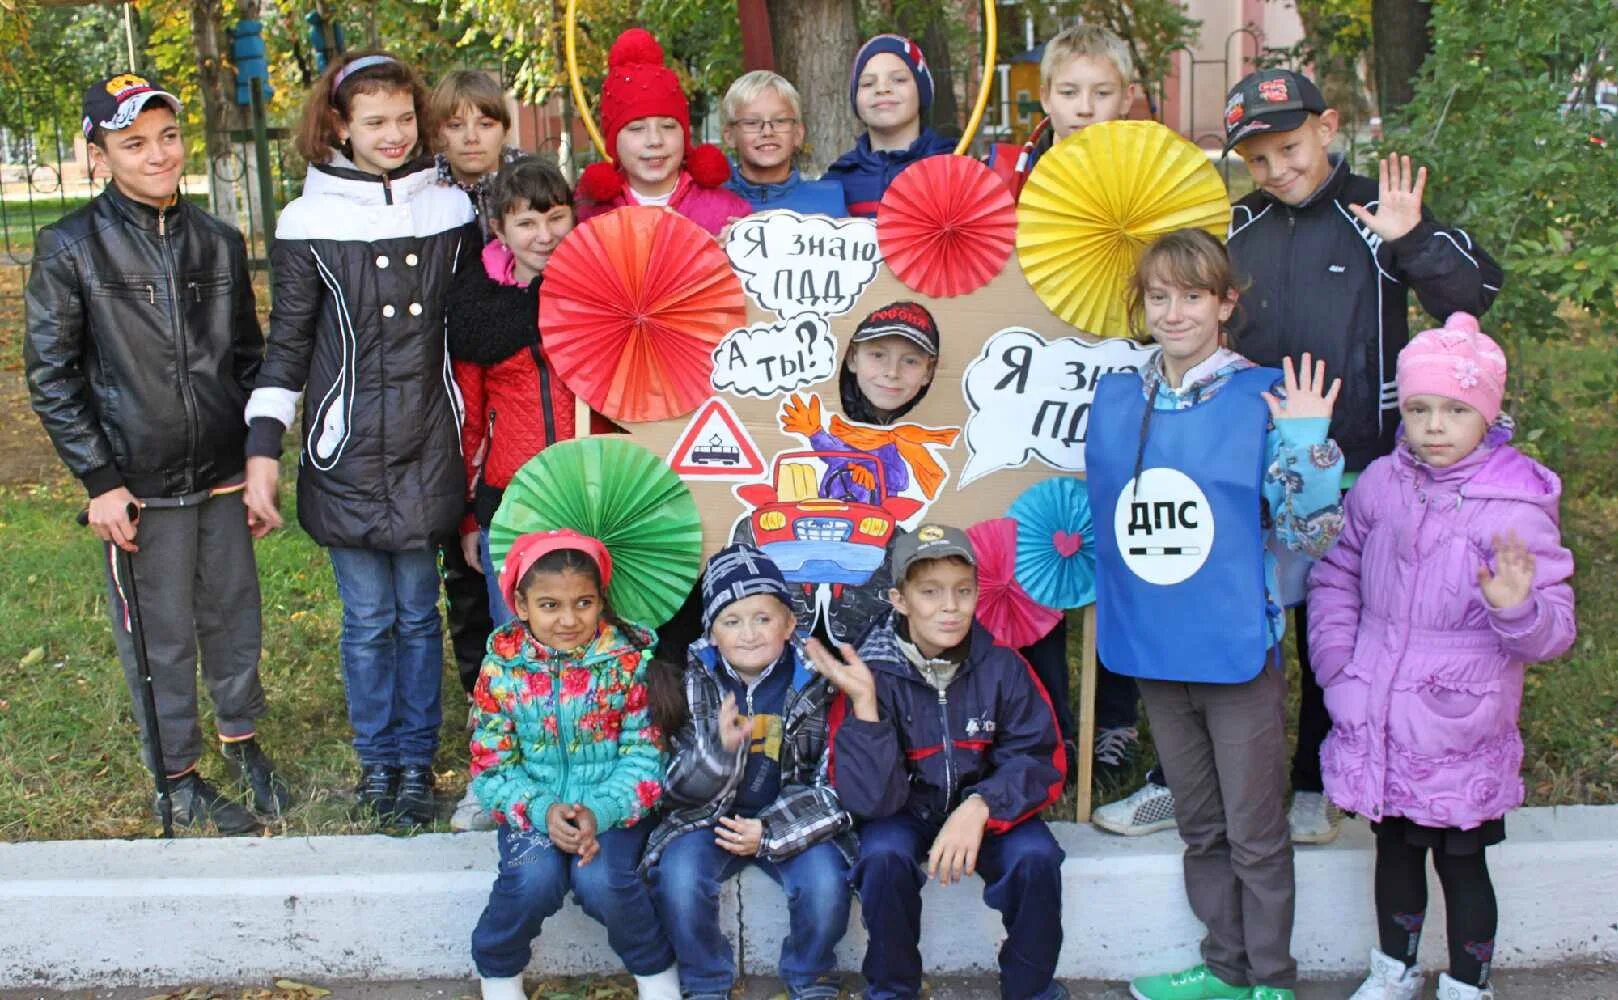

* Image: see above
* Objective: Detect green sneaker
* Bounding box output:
[1248,989,1294,1000]
[1129,964,1252,1000]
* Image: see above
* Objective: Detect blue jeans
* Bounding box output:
[651,829,850,999]
[327,546,444,767]
[477,528,515,626]
[472,823,675,978]
[852,813,1066,1000]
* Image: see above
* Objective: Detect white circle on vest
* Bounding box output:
[1113,467,1215,586]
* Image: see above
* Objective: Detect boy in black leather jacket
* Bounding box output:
[24,74,287,833]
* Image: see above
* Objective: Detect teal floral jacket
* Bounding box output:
[470,618,664,832]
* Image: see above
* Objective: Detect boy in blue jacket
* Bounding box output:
[808,524,1068,1000]
[722,71,848,216]
[824,34,956,217]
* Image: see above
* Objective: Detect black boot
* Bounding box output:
[395,765,437,827]
[357,763,398,820]
[220,738,292,818]
[166,771,260,835]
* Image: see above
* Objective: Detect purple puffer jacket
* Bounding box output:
[1306,425,1576,829]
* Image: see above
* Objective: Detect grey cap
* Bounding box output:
[892,523,976,582]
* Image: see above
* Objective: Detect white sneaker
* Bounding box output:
[1348,948,1423,1000]
[634,965,682,1000]
[1436,973,1494,1000]
[480,975,526,1000]
[451,785,495,832]
[1288,790,1341,844]
[1093,780,1177,836]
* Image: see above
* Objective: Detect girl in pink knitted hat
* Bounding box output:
[574,28,752,235]
[1306,312,1577,1000]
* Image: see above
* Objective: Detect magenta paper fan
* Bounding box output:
[966,517,1063,648]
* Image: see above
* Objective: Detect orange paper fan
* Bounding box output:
[877,155,1017,298]
[539,206,747,423]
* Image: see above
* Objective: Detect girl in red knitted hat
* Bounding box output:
[575,28,752,235]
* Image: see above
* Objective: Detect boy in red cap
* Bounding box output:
[575,28,751,235]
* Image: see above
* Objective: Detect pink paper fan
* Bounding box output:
[967,517,1063,648]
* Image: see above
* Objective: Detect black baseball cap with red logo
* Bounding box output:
[850,300,940,357]
[82,73,182,140]
[1222,69,1327,153]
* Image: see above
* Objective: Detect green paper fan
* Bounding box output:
[489,437,703,627]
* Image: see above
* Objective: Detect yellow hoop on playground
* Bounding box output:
[564,0,999,163]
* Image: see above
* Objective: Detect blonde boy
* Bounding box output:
[1039,24,1138,141]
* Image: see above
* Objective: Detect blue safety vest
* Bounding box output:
[1088,366,1278,684]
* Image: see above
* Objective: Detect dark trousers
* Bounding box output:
[102,491,267,776]
[1019,617,1074,744]
[442,539,494,695]
[1289,603,1329,793]
[1138,663,1297,989]
[852,813,1066,1000]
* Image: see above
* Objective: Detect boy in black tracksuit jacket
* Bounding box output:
[1222,69,1504,839]
[809,525,1068,1000]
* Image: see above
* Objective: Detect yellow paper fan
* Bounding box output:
[1016,121,1230,338]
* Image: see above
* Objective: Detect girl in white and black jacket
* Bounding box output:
[243,51,478,827]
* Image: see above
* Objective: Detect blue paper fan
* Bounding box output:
[1008,477,1097,609]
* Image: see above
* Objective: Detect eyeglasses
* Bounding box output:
[731,116,800,135]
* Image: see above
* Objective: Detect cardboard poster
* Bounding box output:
[710,313,838,398]
[666,397,767,481]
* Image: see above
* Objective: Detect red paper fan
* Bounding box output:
[967,517,1063,649]
[877,155,1017,298]
[539,206,747,423]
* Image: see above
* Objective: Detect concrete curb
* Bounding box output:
[3,806,1616,989]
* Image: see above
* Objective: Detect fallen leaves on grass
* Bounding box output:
[141,979,333,999]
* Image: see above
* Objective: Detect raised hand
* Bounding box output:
[804,639,879,722]
[1478,531,1536,610]
[715,814,764,856]
[717,692,752,753]
[779,393,822,437]
[1348,152,1427,242]
[1263,353,1342,422]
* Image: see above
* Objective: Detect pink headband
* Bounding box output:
[499,529,613,614]
[332,55,400,99]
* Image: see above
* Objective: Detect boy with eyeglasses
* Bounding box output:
[722,70,847,216]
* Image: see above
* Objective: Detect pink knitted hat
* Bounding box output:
[1396,312,1507,422]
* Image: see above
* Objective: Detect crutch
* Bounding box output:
[79,500,174,838]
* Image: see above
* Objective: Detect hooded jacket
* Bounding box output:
[725,162,849,217]
[575,170,753,236]
[447,240,588,535]
[1307,425,1576,829]
[25,183,262,499]
[470,617,664,833]
[824,129,957,217]
[830,615,1066,831]
[1227,155,1504,474]
[640,638,854,872]
[245,154,476,551]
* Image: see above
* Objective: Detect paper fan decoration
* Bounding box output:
[878,155,1017,298]
[1007,477,1098,610]
[967,517,1063,648]
[539,206,747,423]
[489,437,703,626]
[1016,120,1230,338]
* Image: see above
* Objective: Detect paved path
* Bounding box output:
[6,966,1618,1000]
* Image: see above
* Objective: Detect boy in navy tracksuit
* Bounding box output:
[809,525,1068,1000]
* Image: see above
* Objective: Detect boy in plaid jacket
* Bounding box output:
[643,544,854,1000]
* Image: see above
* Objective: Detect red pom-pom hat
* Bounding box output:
[596,28,730,192]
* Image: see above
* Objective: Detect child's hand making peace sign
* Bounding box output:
[1261,353,1342,422]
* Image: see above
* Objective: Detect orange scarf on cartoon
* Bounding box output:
[828,416,960,499]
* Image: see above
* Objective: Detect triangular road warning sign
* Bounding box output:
[667,398,767,480]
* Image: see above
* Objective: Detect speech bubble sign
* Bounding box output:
[711,312,838,398]
[726,210,882,318]
[959,327,1152,487]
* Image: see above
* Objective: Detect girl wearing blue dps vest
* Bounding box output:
[1087,230,1346,1000]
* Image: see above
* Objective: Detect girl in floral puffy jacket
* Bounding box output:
[468,529,679,1000]
[1307,312,1576,1000]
